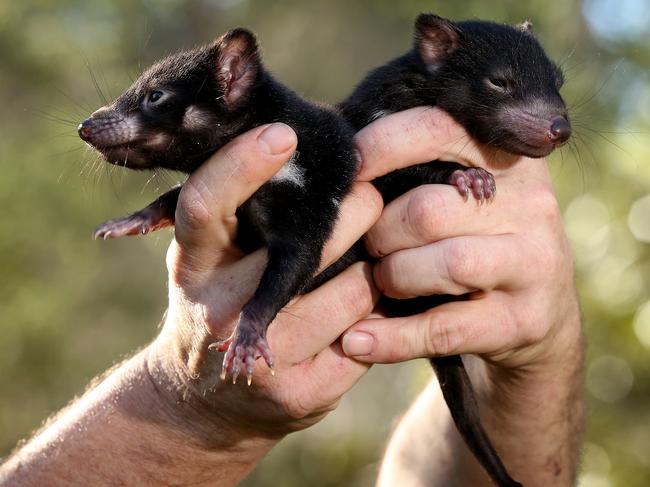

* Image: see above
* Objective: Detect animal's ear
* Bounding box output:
[414,14,462,67]
[214,28,260,107]
[517,20,534,34]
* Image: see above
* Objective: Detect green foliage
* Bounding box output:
[1,1,649,485]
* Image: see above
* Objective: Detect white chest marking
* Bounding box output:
[270,151,305,187]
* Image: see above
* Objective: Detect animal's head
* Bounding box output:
[78,28,261,172]
[414,14,570,158]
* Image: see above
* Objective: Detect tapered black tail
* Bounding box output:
[431,355,523,487]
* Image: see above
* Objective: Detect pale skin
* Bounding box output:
[0,108,583,487]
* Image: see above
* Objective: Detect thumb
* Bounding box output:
[173,123,297,271]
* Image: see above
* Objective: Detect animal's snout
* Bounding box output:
[78,118,94,141]
[548,117,571,146]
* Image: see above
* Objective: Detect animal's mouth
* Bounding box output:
[497,104,571,158]
[101,145,151,168]
[517,140,555,158]
[78,116,154,169]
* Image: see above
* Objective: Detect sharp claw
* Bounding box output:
[246,356,255,386]
[220,367,227,381]
[232,361,241,384]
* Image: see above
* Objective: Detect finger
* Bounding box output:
[270,262,379,363]
[341,297,525,363]
[373,235,529,299]
[174,123,298,268]
[355,107,510,182]
[293,340,370,406]
[364,162,559,257]
[318,182,383,270]
[365,183,510,257]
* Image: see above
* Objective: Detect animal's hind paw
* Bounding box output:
[209,326,274,386]
[449,168,496,204]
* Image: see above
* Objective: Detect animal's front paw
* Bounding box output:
[209,326,274,386]
[94,209,173,239]
[449,168,496,203]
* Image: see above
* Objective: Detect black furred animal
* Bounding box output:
[335,14,571,487]
[79,28,360,384]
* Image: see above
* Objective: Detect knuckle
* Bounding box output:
[165,242,192,287]
[375,255,407,298]
[176,182,213,230]
[510,304,546,346]
[339,271,375,318]
[361,123,393,162]
[406,187,446,241]
[358,183,384,221]
[424,316,457,356]
[536,243,561,279]
[533,184,561,223]
[443,240,476,285]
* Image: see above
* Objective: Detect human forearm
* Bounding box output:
[0,345,276,487]
[456,311,584,486]
[378,311,583,487]
[475,316,584,484]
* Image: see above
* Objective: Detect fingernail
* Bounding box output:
[257,123,296,155]
[342,331,374,357]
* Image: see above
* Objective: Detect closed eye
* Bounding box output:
[486,77,514,93]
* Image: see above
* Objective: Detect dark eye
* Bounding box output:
[487,77,513,93]
[147,90,164,103]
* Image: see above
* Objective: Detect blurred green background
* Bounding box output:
[1,0,649,485]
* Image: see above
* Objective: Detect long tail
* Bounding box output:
[431,355,523,487]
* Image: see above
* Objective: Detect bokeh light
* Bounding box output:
[587,355,634,403]
[583,0,650,41]
[628,194,650,243]
[633,300,650,348]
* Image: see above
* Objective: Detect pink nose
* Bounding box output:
[548,117,571,145]
[78,119,93,141]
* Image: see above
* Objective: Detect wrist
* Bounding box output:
[479,296,584,411]
[146,328,283,448]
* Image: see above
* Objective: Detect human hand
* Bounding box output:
[341,106,582,371]
[149,123,382,439]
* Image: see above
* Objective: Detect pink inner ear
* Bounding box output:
[416,20,461,67]
[217,39,258,106]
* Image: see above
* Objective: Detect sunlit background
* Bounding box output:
[1,0,649,485]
